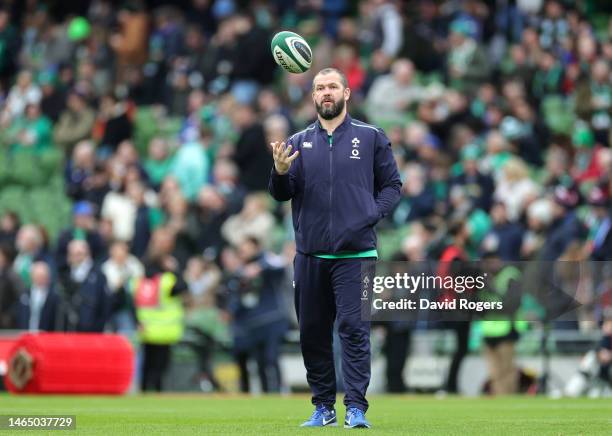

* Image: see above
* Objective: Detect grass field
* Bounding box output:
[0,394,611,435]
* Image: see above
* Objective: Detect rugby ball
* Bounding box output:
[271,31,312,74]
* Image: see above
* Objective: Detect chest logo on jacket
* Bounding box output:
[350,137,361,159]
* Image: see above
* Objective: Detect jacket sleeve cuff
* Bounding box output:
[271,166,289,177]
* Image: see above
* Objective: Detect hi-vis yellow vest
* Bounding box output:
[131,273,184,345]
[481,266,528,338]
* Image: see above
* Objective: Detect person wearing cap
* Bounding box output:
[52,88,96,154]
[55,201,107,276]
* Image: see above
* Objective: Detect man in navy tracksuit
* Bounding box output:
[269,68,401,428]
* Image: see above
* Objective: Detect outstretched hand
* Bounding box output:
[270,141,299,175]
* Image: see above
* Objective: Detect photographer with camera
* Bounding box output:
[223,236,289,393]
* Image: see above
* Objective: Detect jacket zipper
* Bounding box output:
[328,134,333,251]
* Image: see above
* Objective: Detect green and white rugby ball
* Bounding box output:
[271,31,312,74]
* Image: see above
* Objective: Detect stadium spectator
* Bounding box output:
[143,137,174,191]
[52,89,96,154]
[55,201,107,275]
[127,181,152,258]
[64,140,98,202]
[571,125,607,184]
[221,192,274,248]
[13,224,53,288]
[0,7,18,90]
[211,158,246,215]
[361,0,404,59]
[101,178,138,243]
[447,19,490,94]
[163,193,199,270]
[16,262,60,332]
[14,261,60,331]
[393,162,436,224]
[228,12,276,103]
[230,102,272,192]
[1,103,52,154]
[0,211,20,247]
[494,157,541,222]
[450,144,495,212]
[2,70,41,121]
[94,92,134,155]
[333,43,366,96]
[170,126,211,202]
[539,185,586,261]
[102,240,144,334]
[0,243,22,329]
[257,87,294,131]
[193,185,230,258]
[39,72,67,123]
[366,58,424,125]
[110,1,149,73]
[58,239,110,332]
[184,254,221,308]
[481,201,525,261]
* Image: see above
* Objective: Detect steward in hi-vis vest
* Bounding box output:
[129,257,187,392]
[480,261,529,395]
[130,272,184,345]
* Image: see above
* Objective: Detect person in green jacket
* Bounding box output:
[2,103,52,154]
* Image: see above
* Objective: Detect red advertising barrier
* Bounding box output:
[4,333,134,395]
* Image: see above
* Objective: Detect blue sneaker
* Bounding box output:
[300,404,338,427]
[344,407,371,429]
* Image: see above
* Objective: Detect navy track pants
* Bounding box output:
[293,252,374,412]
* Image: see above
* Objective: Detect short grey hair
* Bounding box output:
[312,68,348,90]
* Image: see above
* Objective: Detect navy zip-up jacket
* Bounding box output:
[269,114,402,255]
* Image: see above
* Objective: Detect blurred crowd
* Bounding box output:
[0,0,611,393]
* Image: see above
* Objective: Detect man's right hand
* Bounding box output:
[270,141,299,175]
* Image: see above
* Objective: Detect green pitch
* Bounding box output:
[1,394,611,435]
